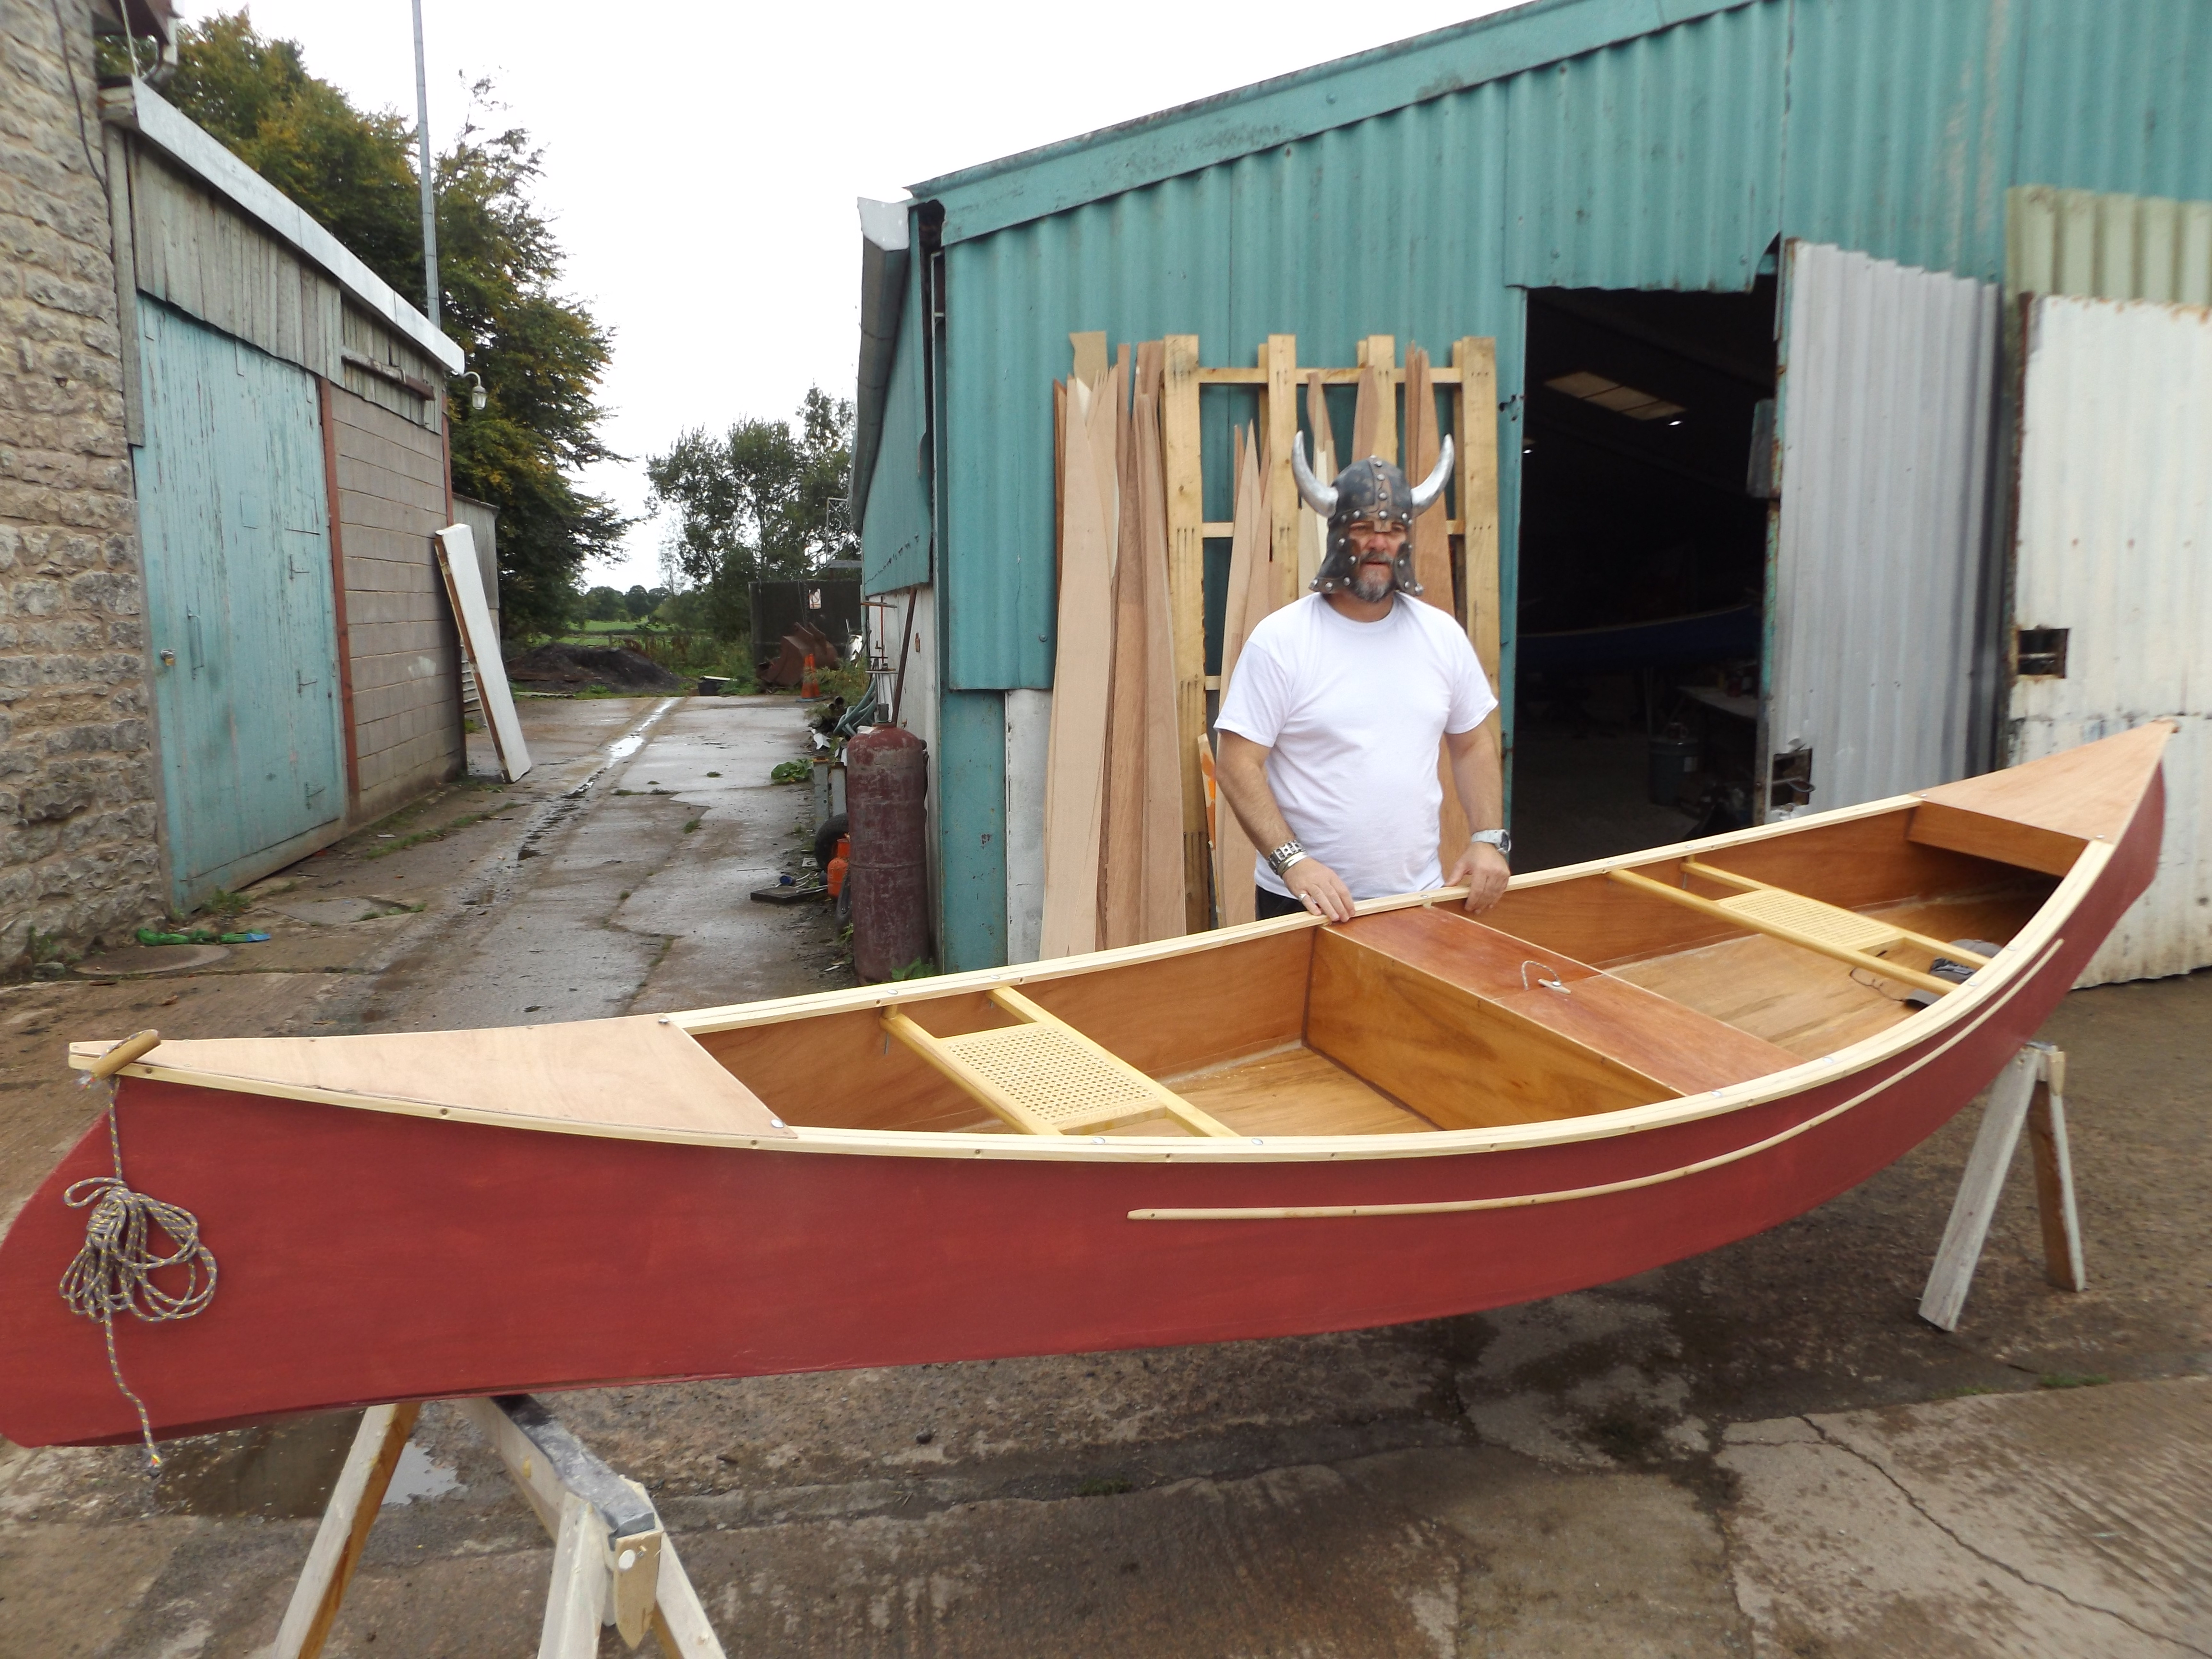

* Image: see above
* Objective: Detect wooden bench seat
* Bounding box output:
[1310,909,1801,1127]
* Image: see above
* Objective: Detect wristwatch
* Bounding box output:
[1266,840,1308,876]
[1469,829,1512,857]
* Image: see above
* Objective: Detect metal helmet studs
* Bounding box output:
[1291,434,1454,597]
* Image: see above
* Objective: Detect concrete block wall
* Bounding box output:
[0,0,163,969]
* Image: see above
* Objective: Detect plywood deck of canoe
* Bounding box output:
[1610,887,2051,1058]
[944,1043,1435,1140]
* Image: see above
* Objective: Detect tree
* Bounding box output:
[645,389,856,642]
[168,15,626,638]
[622,585,663,621]
[582,586,626,622]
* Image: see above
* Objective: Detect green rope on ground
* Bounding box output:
[58,1096,217,1469]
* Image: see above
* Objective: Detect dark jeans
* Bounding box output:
[1255,885,1308,920]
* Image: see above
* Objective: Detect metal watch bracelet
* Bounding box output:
[1266,840,1308,876]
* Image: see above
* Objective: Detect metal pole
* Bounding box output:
[410,0,438,325]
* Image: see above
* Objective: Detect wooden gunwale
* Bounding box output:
[73,798,2119,1166]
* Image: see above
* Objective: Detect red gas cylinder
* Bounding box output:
[844,726,930,982]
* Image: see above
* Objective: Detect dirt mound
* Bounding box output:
[505,643,687,693]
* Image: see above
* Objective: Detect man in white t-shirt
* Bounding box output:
[1215,437,1508,924]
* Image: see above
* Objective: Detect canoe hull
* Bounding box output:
[0,775,2159,1448]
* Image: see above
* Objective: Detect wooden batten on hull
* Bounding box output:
[0,725,2174,1448]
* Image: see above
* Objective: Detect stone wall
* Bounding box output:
[0,0,163,970]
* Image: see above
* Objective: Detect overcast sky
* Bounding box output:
[195,0,1518,589]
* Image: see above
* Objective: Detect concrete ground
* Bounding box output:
[0,692,2206,1658]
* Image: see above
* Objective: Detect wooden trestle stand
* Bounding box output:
[274,1393,725,1658]
[1920,1041,2086,1331]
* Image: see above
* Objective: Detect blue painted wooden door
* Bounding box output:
[134,300,345,908]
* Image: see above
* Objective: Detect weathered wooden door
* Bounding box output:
[135,299,345,908]
[1765,240,1999,816]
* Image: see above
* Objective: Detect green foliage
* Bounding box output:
[198,887,251,920]
[168,15,626,639]
[888,958,938,982]
[645,389,858,645]
[624,585,666,621]
[816,660,870,704]
[582,586,628,622]
[769,759,812,785]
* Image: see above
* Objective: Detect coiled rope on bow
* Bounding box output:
[57,1031,217,1468]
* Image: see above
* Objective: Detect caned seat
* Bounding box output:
[883,987,1236,1138]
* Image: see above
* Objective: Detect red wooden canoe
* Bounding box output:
[0,723,2171,1449]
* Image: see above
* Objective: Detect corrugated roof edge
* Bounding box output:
[910,0,1754,243]
[103,80,467,375]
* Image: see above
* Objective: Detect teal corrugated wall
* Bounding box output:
[940,86,1525,693]
[936,689,1007,971]
[910,0,2212,965]
[1503,0,1788,289]
[861,243,933,596]
[2011,0,2212,210]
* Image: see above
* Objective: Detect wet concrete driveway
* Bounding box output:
[0,692,2206,1657]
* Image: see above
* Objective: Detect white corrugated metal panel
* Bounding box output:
[2011,293,2212,985]
[2008,186,2212,307]
[1768,241,2000,815]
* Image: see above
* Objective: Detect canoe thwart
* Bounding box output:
[882,987,1237,1138]
[1608,866,1965,997]
[1679,859,1992,967]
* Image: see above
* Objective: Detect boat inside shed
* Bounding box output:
[1511,277,1779,871]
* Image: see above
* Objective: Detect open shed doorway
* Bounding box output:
[1511,281,1777,871]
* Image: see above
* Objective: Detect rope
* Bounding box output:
[58,1096,217,1468]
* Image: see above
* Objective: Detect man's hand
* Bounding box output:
[1282,857,1358,923]
[1445,841,1511,914]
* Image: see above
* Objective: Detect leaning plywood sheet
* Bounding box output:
[1213,430,1274,928]
[1134,363,1186,944]
[435,523,532,781]
[73,1016,792,1139]
[1041,357,1120,958]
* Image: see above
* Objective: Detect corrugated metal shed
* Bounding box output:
[1768,240,1998,811]
[2007,186,2212,307]
[860,244,933,596]
[1503,0,1785,291]
[2009,293,2212,986]
[871,0,2212,970]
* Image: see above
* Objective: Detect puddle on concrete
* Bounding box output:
[381,1441,459,1505]
[153,1412,361,1517]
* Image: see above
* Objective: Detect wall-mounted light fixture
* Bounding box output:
[462,371,487,412]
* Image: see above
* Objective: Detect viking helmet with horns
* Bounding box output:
[1291,434,1455,598]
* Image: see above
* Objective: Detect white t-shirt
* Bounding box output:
[1216,593,1496,899]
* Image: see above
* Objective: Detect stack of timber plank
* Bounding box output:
[1041,337,1188,958]
[1210,424,1280,927]
[1404,345,1473,870]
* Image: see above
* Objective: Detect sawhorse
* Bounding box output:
[274,1393,726,1658]
[1920,1041,2087,1331]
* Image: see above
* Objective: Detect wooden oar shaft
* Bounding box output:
[1608,869,1960,996]
[1679,859,1992,967]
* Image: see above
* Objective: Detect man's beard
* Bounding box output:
[1351,559,1396,603]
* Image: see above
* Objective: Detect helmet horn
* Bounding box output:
[1407,434,1455,514]
[1290,433,1337,516]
